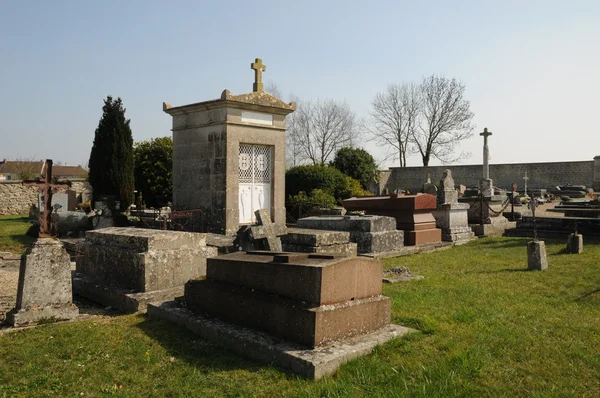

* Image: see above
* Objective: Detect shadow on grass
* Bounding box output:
[575,288,600,302]
[7,234,35,246]
[136,316,288,377]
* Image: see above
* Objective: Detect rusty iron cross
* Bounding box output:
[23,159,71,238]
[251,58,266,92]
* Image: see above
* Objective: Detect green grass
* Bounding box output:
[0,214,34,254]
[1,237,600,397]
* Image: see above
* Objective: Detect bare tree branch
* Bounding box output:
[414,75,474,166]
[288,99,358,166]
[363,83,420,167]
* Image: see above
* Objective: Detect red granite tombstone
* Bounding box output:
[343,194,442,245]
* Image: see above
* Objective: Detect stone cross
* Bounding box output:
[523,172,529,196]
[249,208,287,251]
[23,159,70,238]
[251,58,266,92]
[480,127,492,180]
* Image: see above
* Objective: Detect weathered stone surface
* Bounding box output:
[382,267,424,283]
[282,228,351,247]
[185,279,391,348]
[432,202,475,243]
[566,233,583,254]
[296,215,404,254]
[249,209,286,251]
[76,228,217,292]
[204,251,383,306]
[527,241,548,271]
[6,238,78,326]
[282,242,357,257]
[297,215,397,233]
[147,301,414,380]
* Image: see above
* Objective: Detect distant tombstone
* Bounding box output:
[422,175,437,196]
[565,233,583,254]
[458,185,467,196]
[38,190,77,213]
[437,169,458,205]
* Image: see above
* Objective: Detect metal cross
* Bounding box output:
[251,58,266,92]
[23,159,71,238]
[529,196,538,241]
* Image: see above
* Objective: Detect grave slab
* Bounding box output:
[148,301,415,380]
[281,228,356,257]
[296,215,404,254]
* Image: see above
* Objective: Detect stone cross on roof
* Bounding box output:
[251,58,266,92]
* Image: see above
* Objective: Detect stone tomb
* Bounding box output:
[342,194,442,246]
[7,238,78,326]
[73,227,217,312]
[296,215,404,254]
[163,58,295,236]
[281,228,357,257]
[149,251,412,379]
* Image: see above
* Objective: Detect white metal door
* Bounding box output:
[239,144,272,224]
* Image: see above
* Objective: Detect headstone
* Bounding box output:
[6,238,79,326]
[432,170,474,243]
[527,240,548,271]
[248,208,287,251]
[437,169,458,205]
[73,227,217,312]
[565,233,583,254]
[422,175,437,196]
[163,57,296,236]
[92,199,116,229]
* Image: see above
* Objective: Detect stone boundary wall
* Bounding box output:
[0,178,92,215]
[378,158,600,194]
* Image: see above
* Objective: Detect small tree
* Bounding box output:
[331,147,378,190]
[88,96,135,209]
[133,137,173,208]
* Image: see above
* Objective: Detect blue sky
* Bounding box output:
[1,1,598,169]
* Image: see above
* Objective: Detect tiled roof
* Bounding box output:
[51,165,88,177]
[0,161,44,174]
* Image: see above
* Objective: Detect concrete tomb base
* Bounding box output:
[296,215,404,254]
[565,233,583,254]
[433,203,475,243]
[527,241,548,271]
[148,301,414,380]
[74,228,217,313]
[470,217,517,237]
[281,228,357,257]
[174,250,403,377]
[7,238,78,326]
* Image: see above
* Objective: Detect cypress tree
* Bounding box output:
[88,96,135,209]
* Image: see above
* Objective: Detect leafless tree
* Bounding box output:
[12,157,43,180]
[264,81,283,99]
[414,75,474,166]
[364,83,420,167]
[289,99,358,166]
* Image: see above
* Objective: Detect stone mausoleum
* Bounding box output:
[163,58,296,236]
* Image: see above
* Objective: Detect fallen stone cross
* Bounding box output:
[248,208,287,251]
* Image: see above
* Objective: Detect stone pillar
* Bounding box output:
[480,128,493,197]
[594,156,600,192]
[433,170,474,243]
[527,241,548,271]
[7,238,78,326]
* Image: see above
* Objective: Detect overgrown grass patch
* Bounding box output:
[0,214,33,254]
[1,237,599,396]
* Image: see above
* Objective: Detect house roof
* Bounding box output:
[0,160,44,174]
[51,165,88,177]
